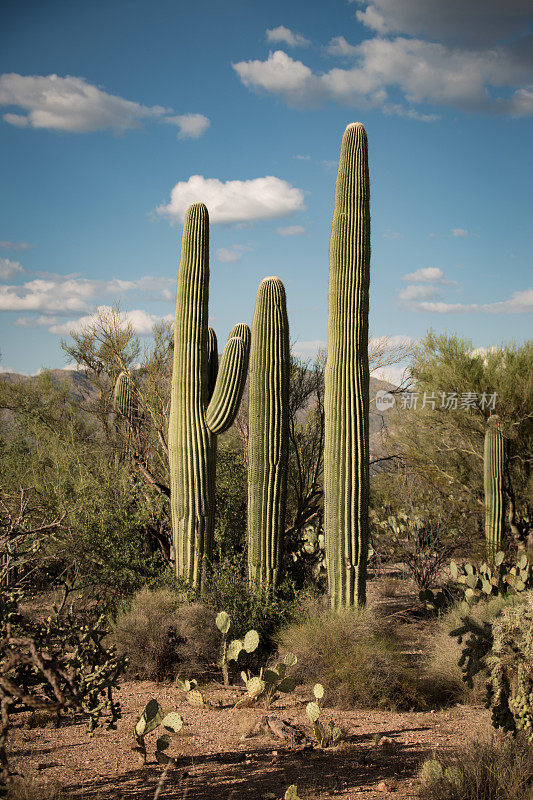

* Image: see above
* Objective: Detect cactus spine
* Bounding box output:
[169,203,250,588]
[113,371,137,423]
[484,415,506,558]
[247,277,290,589]
[324,122,371,609]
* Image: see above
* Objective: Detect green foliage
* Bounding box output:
[324,122,371,609]
[450,551,533,603]
[450,596,533,741]
[133,699,183,765]
[214,441,247,559]
[200,555,302,655]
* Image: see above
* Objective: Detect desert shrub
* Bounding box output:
[200,556,303,656]
[111,589,218,680]
[278,604,427,710]
[419,733,533,800]
[424,594,531,704]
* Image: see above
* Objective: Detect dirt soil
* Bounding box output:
[9,680,491,800]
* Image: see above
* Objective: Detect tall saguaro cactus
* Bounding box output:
[484,415,506,558]
[247,277,290,590]
[324,122,371,609]
[169,202,250,588]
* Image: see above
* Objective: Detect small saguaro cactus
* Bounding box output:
[484,415,506,559]
[247,276,290,589]
[324,122,371,609]
[113,371,137,423]
[168,203,251,589]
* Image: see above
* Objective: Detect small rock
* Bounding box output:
[377,779,396,792]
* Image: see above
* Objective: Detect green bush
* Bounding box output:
[199,556,303,655]
[111,589,218,680]
[419,734,533,800]
[278,603,427,710]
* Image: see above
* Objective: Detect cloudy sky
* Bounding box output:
[1,0,532,378]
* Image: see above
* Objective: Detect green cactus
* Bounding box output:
[235,652,298,709]
[168,203,250,588]
[324,122,371,609]
[133,699,183,765]
[113,371,137,423]
[484,415,506,559]
[450,551,532,603]
[215,610,259,686]
[306,684,342,747]
[247,276,290,589]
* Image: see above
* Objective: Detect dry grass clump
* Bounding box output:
[277,603,425,710]
[111,589,219,680]
[424,594,531,704]
[419,733,533,800]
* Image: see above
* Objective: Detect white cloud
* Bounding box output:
[156,174,305,224]
[294,154,311,160]
[0,73,210,134]
[0,274,173,313]
[399,284,444,302]
[372,363,409,387]
[0,258,23,280]
[451,228,468,237]
[216,248,242,263]
[326,36,359,58]
[0,240,33,250]
[402,267,454,283]
[46,306,173,336]
[277,225,306,236]
[404,288,533,313]
[233,36,533,116]
[165,113,210,139]
[353,1,533,45]
[266,26,310,48]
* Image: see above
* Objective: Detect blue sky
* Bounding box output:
[1,0,532,380]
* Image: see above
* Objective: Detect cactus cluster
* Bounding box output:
[133,699,183,765]
[247,277,290,590]
[166,124,373,605]
[169,203,250,589]
[324,122,371,609]
[306,683,342,747]
[215,610,259,686]
[484,415,506,558]
[451,600,533,742]
[450,551,532,603]
[236,652,298,709]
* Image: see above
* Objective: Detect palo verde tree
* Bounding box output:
[389,334,533,556]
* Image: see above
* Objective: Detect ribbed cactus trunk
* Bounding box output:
[324,122,371,609]
[247,277,290,590]
[113,371,137,423]
[169,203,250,590]
[484,415,506,559]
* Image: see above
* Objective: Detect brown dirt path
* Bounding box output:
[8,681,491,800]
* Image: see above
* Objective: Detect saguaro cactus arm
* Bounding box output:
[324,122,371,609]
[207,327,219,401]
[206,331,250,435]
